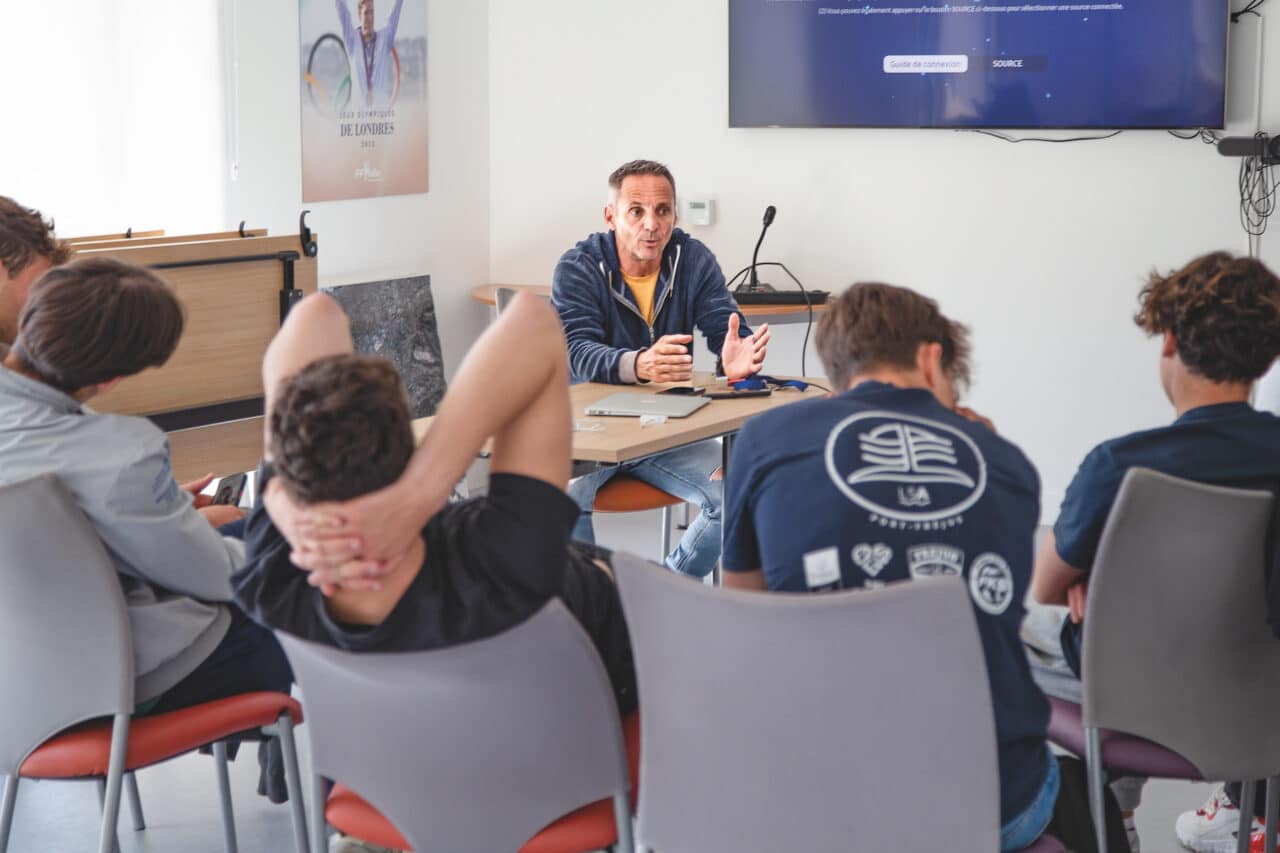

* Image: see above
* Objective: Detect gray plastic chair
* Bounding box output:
[0,474,308,853]
[1052,467,1280,853]
[277,599,635,853]
[612,551,1003,853]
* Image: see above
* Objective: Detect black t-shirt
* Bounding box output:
[232,473,636,713]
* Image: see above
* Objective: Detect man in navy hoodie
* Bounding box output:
[551,160,771,578]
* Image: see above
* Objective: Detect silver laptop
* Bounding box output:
[584,392,711,418]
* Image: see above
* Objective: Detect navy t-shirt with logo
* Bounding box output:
[723,381,1050,826]
[1054,402,1280,659]
[1055,402,1280,572]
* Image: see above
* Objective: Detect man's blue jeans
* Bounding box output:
[569,440,722,578]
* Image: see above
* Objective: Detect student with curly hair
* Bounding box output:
[0,195,71,345]
[1026,252,1280,853]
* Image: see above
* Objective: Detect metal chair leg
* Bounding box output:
[660,506,672,559]
[213,741,239,853]
[1266,776,1279,853]
[611,792,634,853]
[1239,781,1258,853]
[97,714,129,853]
[311,775,331,853]
[94,779,122,853]
[1084,727,1108,853]
[0,776,19,853]
[124,772,145,830]
[273,715,309,853]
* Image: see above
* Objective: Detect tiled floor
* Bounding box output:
[3,507,1222,852]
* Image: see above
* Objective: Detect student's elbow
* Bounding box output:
[1030,534,1079,606]
[722,569,767,592]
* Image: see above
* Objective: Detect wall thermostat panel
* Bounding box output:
[684,198,717,227]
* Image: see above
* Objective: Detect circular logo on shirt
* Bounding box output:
[968,553,1014,615]
[824,411,988,522]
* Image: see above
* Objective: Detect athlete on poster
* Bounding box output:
[300,0,428,201]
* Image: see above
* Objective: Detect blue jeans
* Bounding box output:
[569,440,722,578]
[1000,746,1060,852]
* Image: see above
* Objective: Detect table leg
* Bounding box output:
[716,434,735,587]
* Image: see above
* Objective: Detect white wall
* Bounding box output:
[225,0,490,377]
[2,0,489,380]
[1,0,227,236]
[488,1,1279,516]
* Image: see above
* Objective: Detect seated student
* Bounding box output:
[0,195,71,345]
[720,283,1057,852]
[1026,252,1280,853]
[232,291,636,713]
[0,257,292,798]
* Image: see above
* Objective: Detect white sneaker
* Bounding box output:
[329,832,399,853]
[1175,784,1264,853]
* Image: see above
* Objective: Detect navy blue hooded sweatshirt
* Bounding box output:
[551,228,752,384]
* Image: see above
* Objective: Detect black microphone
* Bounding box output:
[740,205,777,294]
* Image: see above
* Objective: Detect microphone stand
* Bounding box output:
[737,206,777,294]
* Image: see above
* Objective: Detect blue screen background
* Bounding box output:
[729,0,1229,129]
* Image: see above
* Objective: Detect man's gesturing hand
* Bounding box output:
[636,334,694,383]
[722,315,770,381]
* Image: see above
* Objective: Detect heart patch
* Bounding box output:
[852,543,893,578]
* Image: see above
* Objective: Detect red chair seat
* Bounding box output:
[20,691,303,778]
[1046,696,1200,780]
[594,477,683,513]
[327,713,641,853]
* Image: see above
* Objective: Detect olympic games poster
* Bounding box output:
[300,0,428,201]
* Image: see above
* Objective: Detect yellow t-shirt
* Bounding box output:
[622,270,660,325]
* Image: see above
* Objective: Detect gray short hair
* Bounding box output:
[608,160,676,200]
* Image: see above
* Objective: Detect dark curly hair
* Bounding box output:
[1135,252,1280,383]
[0,196,70,275]
[268,354,414,504]
[815,282,972,392]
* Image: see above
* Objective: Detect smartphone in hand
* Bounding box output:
[212,473,248,506]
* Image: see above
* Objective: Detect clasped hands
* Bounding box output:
[263,476,437,595]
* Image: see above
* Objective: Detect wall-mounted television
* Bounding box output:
[729,0,1230,130]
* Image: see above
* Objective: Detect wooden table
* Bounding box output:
[413,375,826,465]
[413,374,825,582]
[563,377,826,463]
[470,283,827,323]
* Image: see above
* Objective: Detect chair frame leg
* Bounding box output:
[1084,727,1108,853]
[0,776,18,853]
[97,714,129,853]
[659,506,672,560]
[1240,781,1259,853]
[125,771,145,831]
[1265,776,1279,853]
[611,792,634,853]
[94,779,122,853]
[270,715,310,853]
[311,775,331,853]
[213,741,239,853]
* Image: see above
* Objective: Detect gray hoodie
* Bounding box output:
[0,356,243,701]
